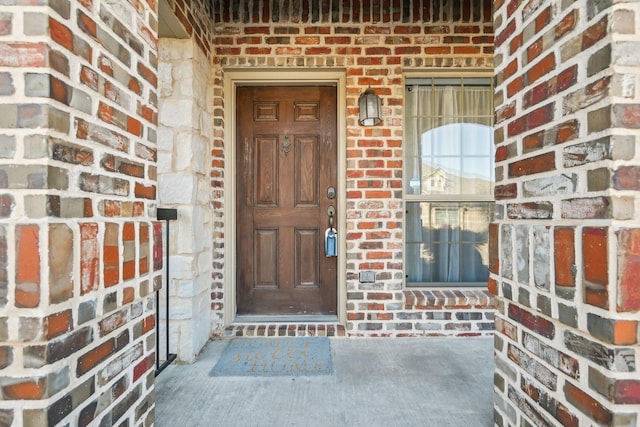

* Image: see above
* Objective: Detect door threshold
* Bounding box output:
[234,315,339,323]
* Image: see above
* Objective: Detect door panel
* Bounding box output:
[295,135,319,206]
[254,135,279,206]
[236,86,337,316]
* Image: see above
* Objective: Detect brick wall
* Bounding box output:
[0,1,164,425]
[492,0,640,425]
[210,0,496,336]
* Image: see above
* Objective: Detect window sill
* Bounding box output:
[403,288,496,310]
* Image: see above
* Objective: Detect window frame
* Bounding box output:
[403,71,495,289]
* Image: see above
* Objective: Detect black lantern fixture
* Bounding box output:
[358,86,382,126]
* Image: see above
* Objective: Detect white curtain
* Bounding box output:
[405,84,492,284]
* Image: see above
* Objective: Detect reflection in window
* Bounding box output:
[404,77,494,287]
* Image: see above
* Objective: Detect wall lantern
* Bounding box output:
[358,86,382,126]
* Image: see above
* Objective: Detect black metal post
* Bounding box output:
[155,208,177,376]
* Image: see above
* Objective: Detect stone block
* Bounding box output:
[159,99,194,128]
[159,173,195,204]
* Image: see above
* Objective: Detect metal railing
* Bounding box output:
[155,208,177,376]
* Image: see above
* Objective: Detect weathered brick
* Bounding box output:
[0,42,47,67]
[561,197,610,219]
[49,224,73,304]
[507,384,553,426]
[564,330,635,372]
[506,202,553,219]
[564,381,612,425]
[616,228,640,312]
[523,173,576,197]
[24,326,93,368]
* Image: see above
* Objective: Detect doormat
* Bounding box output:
[210,337,332,377]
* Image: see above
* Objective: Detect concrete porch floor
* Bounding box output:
[155,337,494,427]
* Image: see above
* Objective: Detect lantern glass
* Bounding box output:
[358,88,381,126]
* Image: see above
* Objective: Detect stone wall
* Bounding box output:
[211,0,496,336]
[492,0,640,425]
[157,38,213,363]
[0,1,162,425]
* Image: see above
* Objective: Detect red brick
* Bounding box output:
[45,309,73,340]
[583,227,607,285]
[527,53,555,85]
[508,152,555,177]
[49,17,73,51]
[582,17,608,50]
[554,227,575,287]
[495,183,517,200]
[134,183,156,200]
[614,379,640,404]
[2,378,46,400]
[133,354,154,382]
[77,11,97,38]
[16,224,40,308]
[77,339,114,375]
[489,223,499,274]
[495,18,515,47]
[137,62,157,86]
[564,381,612,425]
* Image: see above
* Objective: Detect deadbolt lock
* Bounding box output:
[327,186,336,199]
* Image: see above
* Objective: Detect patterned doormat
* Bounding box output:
[210,337,333,377]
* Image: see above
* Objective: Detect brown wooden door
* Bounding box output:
[236,86,338,316]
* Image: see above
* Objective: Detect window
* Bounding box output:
[404,76,494,287]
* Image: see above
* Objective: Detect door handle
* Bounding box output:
[327,205,336,229]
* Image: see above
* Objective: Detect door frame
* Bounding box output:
[223,69,347,325]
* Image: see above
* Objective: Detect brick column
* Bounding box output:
[492,0,639,425]
[1,2,161,425]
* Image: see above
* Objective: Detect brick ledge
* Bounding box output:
[404,288,496,310]
[220,323,346,338]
